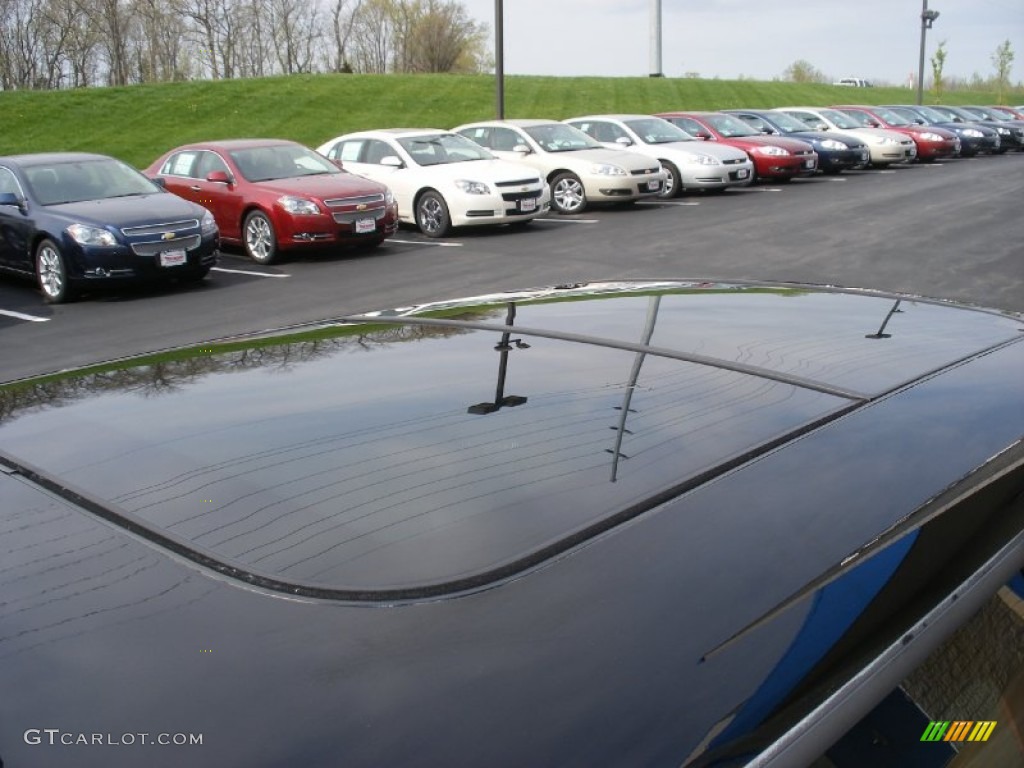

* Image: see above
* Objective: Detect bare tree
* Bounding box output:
[349,0,391,73]
[404,0,486,73]
[327,0,361,72]
[930,39,947,99]
[992,39,1014,104]
[782,59,827,84]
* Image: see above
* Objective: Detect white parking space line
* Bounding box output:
[828,178,849,182]
[534,218,600,224]
[0,308,49,322]
[637,200,701,206]
[387,239,463,247]
[212,267,291,278]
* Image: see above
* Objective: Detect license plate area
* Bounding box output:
[355,218,376,234]
[519,197,537,212]
[160,249,187,267]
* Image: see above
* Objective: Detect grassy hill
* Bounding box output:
[0,73,1016,167]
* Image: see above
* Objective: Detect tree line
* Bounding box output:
[0,0,489,90]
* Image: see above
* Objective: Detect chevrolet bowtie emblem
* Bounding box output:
[356,204,368,211]
[161,232,176,240]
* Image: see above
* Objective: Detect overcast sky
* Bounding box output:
[462,0,1023,85]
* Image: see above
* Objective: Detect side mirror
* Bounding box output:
[150,176,167,189]
[380,155,403,168]
[867,120,881,128]
[0,191,23,208]
[206,170,232,184]
[696,131,712,140]
[512,144,531,154]
[615,136,633,147]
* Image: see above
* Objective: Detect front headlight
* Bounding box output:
[67,223,117,246]
[200,210,218,236]
[454,180,491,195]
[278,196,321,215]
[818,139,847,150]
[682,153,720,166]
[589,163,627,176]
[753,145,789,157]
[996,127,1011,135]
[961,129,984,138]
[918,132,944,141]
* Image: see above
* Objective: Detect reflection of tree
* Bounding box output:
[0,322,474,424]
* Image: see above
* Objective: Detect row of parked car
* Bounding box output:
[0,103,1021,303]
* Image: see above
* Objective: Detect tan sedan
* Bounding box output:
[453,119,665,214]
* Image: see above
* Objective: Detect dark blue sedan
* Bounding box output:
[0,153,219,303]
[725,109,871,173]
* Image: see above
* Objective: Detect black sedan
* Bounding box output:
[957,105,1024,151]
[1,281,1022,767]
[882,105,1002,157]
[0,153,219,303]
[725,109,871,173]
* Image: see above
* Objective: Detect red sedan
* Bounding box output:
[656,111,818,181]
[832,105,958,162]
[146,139,399,264]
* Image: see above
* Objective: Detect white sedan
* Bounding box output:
[564,114,754,197]
[316,129,549,237]
[453,119,665,214]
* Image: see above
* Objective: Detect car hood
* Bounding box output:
[538,146,659,171]
[716,135,814,152]
[405,158,542,184]
[1,281,1022,768]
[48,192,208,229]
[653,141,750,162]
[253,172,388,200]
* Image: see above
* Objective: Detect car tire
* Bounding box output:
[243,210,278,264]
[658,161,681,198]
[415,191,452,238]
[550,172,587,214]
[36,238,77,304]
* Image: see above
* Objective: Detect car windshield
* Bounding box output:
[908,105,946,123]
[841,110,878,127]
[819,109,862,129]
[397,133,494,166]
[762,111,809,133]
[929,106,964,121]
[703,114,760,138]
[523,123,602,152]
[969,107,1005,121]
[623,118,694,144]
[230,144,340,182]
[24,158,160,205]
[871,107,911,126]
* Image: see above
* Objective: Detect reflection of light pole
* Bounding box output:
[607,296,661,481]
[865,299,903,339]
[468,303,529,415]
[916,0,940,105]
[495,0,505,118]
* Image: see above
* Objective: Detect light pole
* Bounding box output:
[649,0,663,77]
[495,0,504,118]
[916,0,940,105]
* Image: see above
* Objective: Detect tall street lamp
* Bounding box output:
[916,0,940,105]
[495,0,504,118]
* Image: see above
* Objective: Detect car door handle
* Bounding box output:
[190,185,202,191]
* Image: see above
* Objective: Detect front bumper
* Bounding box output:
[817,147,869,172]
[679,161,754,188]
[450,187,551,227]
[281,202,400,249]
[586,172,665,202]
[69,233,219,281]
[753,154,817,179]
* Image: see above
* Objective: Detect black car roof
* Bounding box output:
[1,282,1021,601]
[0,152,115,167]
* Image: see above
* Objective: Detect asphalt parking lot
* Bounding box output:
[0,153,1021,383]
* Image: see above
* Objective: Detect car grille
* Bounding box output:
[631,168,661,176]
[323,193,386,210]
[131,235,201,256]
[332,210,387,225]
[494,178,540,188]
[793,149,815,157]
[722,158,747,165]
[501,190,543,203]
[121,219,199,237]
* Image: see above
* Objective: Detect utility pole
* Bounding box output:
[650,0,663,77]
[916,0,940,105]
[495,0,505,118]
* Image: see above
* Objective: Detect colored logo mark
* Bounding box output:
[921,720,996,742]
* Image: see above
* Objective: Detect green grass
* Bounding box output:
[0,73,1017,168]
